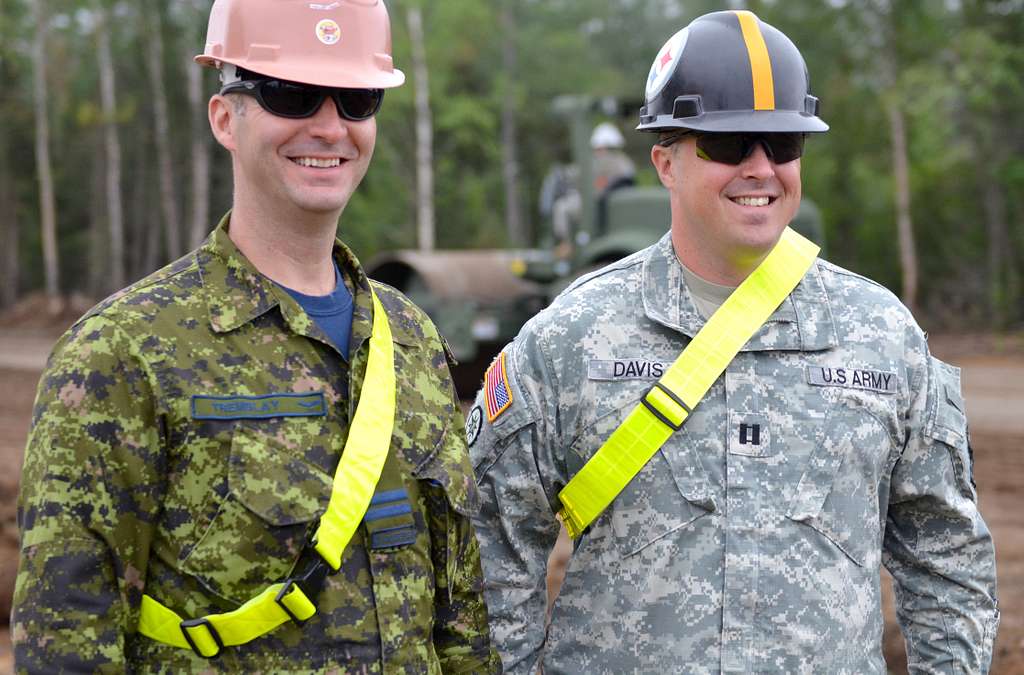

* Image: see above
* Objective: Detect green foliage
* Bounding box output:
[1,0,1022,327]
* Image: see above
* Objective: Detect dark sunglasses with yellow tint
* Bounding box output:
[658,131,806,165]
[220,77,384,121]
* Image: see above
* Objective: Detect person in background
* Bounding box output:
[590,121,636,194]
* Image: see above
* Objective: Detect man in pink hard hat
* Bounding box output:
[12,1,501,671]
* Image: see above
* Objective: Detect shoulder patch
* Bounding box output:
[483,352,514,422]
[466,405,483,447]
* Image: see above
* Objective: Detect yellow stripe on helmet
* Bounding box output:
[734,11,775,110]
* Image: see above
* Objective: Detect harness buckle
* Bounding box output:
[180,617,224,659]
[641,382,690,431]
[274,555,331,625]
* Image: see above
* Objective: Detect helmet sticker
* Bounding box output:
[316,19,342,45]
[646,28,689,101]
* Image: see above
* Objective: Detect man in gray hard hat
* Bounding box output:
[467,9,998,673]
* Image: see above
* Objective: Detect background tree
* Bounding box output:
[0,0,22,309]
[1,0,1021,331]
[182,0,213,250]
[499,0,525,247]
[142,0,183,262]
[404,2,435,251]
[94,0,126,291]
[31,0,60,310]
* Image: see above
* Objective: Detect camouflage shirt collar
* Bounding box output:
[641,232,837,351]
[197,212,417,346]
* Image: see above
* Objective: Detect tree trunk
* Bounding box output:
[89,139,106,297]
[186,6,212,250]
[143,1,182,261]
[0,26,18,309]
[96,0,126,291]
[874,1,918,313]
[406,5,435,251]
[141,153,161,276]
[982,170,1013,327]
[500,0,525,247]
[32,0,61,308]
[0,114,17,309]
[887,98,917,314]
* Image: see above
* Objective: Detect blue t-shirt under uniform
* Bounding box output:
[278,261,354,361]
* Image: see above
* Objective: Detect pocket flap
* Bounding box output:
[412,427,479,517]
[228,425,331,526]
[925,358,966,446]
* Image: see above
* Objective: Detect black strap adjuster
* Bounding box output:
[180,617,224,659]
[274,555,332,626]
[641,382,690,432]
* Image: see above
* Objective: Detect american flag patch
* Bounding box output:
[484,352,513,422]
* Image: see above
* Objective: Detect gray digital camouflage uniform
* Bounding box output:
[13,215,501,674]
[469,232,998,674]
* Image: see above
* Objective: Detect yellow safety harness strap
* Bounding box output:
[557,228,818,539]
[139,582,316,658]
[139,289,396,657]
[315,289,397,570]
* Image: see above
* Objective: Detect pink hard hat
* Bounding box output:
[195,0,405,89]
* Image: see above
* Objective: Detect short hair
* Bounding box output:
[225,93,248,115]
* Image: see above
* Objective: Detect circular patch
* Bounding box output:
[466,406,483,447]
[645,27,689,101]
[315,19,342,45]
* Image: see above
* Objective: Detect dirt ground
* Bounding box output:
[0,329,1022,673]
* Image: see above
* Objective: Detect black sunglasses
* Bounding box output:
[658,131,806,165]
[220,77,384,121]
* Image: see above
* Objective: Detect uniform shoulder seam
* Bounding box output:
[561,252,645,295]
[75,252,200,327]
[816,258,892,294]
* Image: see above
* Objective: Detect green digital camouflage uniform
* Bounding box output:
[13,215,501,674]
[469,233,999,674]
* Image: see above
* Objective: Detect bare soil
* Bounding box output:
[1,330,1022,673]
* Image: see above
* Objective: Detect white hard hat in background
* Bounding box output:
[590,122,625,149]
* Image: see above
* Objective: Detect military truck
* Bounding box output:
[516,96,671,292]
[367,96,824,395]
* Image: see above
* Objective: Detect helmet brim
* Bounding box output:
[637,110,828,134]
[195,54,406,90]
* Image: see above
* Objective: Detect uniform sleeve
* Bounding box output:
[468,338,565,675]
[13,316,164,673]
[426,366,502,673]
[884,352,999,673]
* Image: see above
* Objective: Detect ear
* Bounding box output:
[650,143,678,189]
[208,95,238,152]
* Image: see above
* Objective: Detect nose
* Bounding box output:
[305,97,348,142]
[739,142,776,179]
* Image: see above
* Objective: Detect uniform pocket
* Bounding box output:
[568,399,715,559]
[925,357,975,500]
[180,421,331,603]
[787,402,893,568]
